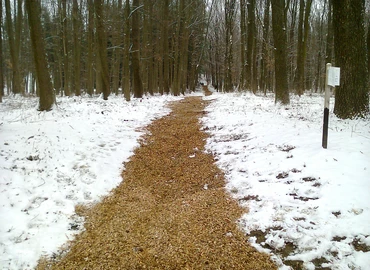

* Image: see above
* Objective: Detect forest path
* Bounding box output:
[38,96,276,269]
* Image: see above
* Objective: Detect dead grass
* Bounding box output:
[37,96,276,270]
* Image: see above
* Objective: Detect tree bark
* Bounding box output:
[161,0,170,94]
[112,0,123,96]
[5,0,22,94]
[325,0,333,64]
[61,0,70,96]
[295,0,312,96]
[0,0,3,102]
[25,0,54,111]
[132,0,143,98]
[261,0,271,95]
[367,19,370,82]
[94,0,110,100]
[240,0,247,89]
[73,0,81,96]
[333,0,369,118]
[271,0,290,104]
[123,0,131,101]
[87,0,94,96]
[246,0,256,92]
[224,0,236,92]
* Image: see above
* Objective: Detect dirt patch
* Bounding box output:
[37,97,276,269]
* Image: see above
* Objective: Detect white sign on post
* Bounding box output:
[328,67,340,87]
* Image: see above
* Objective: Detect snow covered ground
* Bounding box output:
[1,91,369,270]
[0,94,182,270]
[202,91,370,270]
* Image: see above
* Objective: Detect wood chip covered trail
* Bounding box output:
[39,96,276,269]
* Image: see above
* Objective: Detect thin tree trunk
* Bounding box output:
[296,0,312,96]
[172,0,182,96]
[123,0,130,101]
[87,0,94,96]
[261,0,270,95]
[25,0,54,111]
[367,19,370,82]
[325,0,333,64]
[73,0,81,96]
[246,0,256,92]
[162,0,170,94]
[112,0,123,96]
[224,0,236,92]
[240,0,247,89]
[147,1,155,95]
[132,0,143,98]
[52,5,62,97]
[5,0,22,94]
[61,0,70,96]
[0,0,3,102]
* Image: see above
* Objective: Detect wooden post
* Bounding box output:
[322,63,331,149]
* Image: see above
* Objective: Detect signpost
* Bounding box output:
[322,63,340,149]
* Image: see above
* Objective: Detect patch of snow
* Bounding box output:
[202,92,370,269]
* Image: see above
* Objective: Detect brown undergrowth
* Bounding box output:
[37,96,276,270]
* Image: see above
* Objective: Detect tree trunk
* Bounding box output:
[367,20,370,82]
[261,0,270,95]
[0,0,3,102]
[61,0,70,96]
[325,0,333,64]
[5,0,22,94]
[271,0,290,104]
[87,0,94,96]
[123,0,131,101]
[112,0,123,96]
[296,0,312,96]
[147,1,155,95]
[94,0,110,100]
[162,0,170,94]
[73,0,81,96]
[25,0,54,111]
[132,0,143,98]
[224,0,236,92]
[240,0,247,89]
[333,0,369,118]
[246,0,256,92]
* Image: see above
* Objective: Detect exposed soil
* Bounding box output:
[37,96,276,269]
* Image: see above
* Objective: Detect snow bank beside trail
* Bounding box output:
[202,92,370,270]
[0,94,182,270]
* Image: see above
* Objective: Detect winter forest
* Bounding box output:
[0,0,369,117]
[1,0,370,269]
